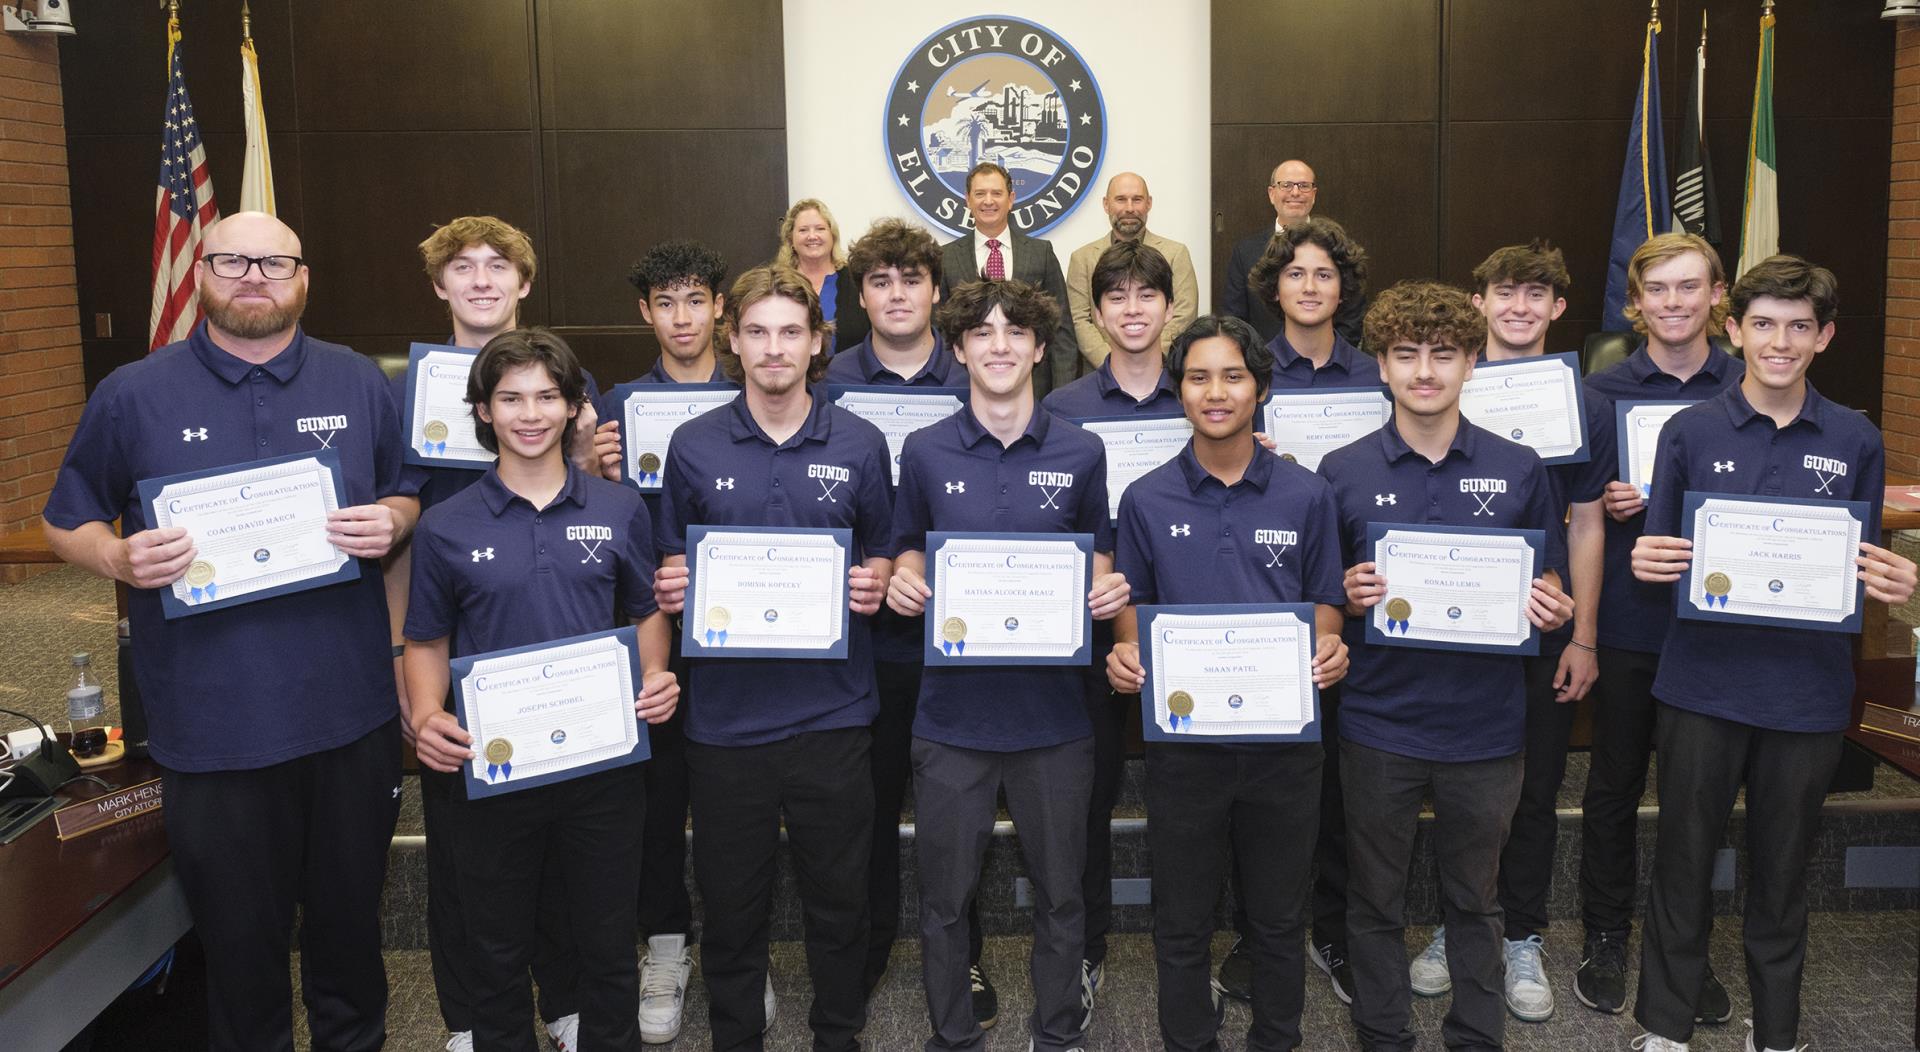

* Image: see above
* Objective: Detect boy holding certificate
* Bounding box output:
[1106,313,1351,1052]
[820,218,966,997]
[1628,257,1915,1052]
[1576,233,1744,1019]
[887,278,1130,1052]
[399,215,592,1052]
[405,328,679,1052]
[1404,241,1608,1022]
[651,265,896,1052]
[1247,216,1378,390]
[1041,237,1181,1007]
[1318,281,1572,1052]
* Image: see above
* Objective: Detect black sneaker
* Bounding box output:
[1308,939,1354,1006]
[1212,935,1253,1003]
[1573,930,1629,1015]
[970,962,998,1030]
[1695,962,1733,1025]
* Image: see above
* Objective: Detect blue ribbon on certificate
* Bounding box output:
[704,628,727,646]
[637,468,659,486]
[1706,593,1728,608]
[941,638,965,656]
[1168,713,1190,732]
[1386,616,1408,633]
[189,583,217,603]
[422,439,446,456]
[486,760,512,782]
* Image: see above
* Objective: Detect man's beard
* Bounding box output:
[1111,216,1144,239]
[202,282,307,339]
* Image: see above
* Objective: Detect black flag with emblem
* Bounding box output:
[1672,12,1721,244]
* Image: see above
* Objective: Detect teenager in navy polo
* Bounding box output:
[405,328,677,1052]
[1242,213,1378,1005]
[1318,281,1571,1052]
[1574,233,1746,1019]
[43,213,419,1052]
[1628,257,1915,1052]
[816,218,973,1001]
[651,265,894,1052]
[1108,314,1349,1052]
[583,238,737,1042]
[1404,241,1611,1024]
[387,215,593,1052]
[1249,216,1379,391]
[1040,238,1178,1008]
[887,278,1129,1052]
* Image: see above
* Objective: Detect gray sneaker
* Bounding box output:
[1503,935,1554,1022]
[1410,927,1451,996]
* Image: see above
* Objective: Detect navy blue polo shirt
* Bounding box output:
[1318,416,1567,761]
[1643,382,1883,732]
[1041,357,1181,418]
[893,407,1114,751]
[823,332,960,386]
[1584,344,1745,652]
[1267,331,1380,390]
[44,325,418,772]
[394,349,602,513]
[656,393,895,746]
[405,464,657,659]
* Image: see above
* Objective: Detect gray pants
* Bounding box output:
[1341,740,1523,1052]
[912,735,1094,1052]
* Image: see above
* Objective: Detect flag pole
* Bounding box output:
[242,0,251,43]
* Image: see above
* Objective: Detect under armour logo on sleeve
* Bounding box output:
[1170,523,1191,537]
[1713,461,1735,473]
[471,548,495,562]
[1374,493,1397,506]
[945,481,966,494]
[715,477,735,490]
[182,427,207,441]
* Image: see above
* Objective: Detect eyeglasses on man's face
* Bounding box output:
[202,253,304,280]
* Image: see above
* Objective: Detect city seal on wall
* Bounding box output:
[883,15,1107,237]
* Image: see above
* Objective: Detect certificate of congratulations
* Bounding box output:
[1458,352,1590,464]
[609,383,737,491]
[827,384,965,485]
[1616,400,1698,497]
[1139,604,1320,743]
[452,626,648,799]
[1070,413,1194,521]
[1261,386,1391,470]
[402,343,494,469]
[683,525,851,659]
[1365,523,1544,655]
[1679,492,1867,633]
[138,450,359,619]
[925,532,1094,666]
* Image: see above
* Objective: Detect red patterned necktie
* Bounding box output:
[984,238,1005,281]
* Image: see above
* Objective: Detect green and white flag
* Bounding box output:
[1736,3,1778,278]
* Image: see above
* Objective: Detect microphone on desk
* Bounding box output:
[0,705,81,801]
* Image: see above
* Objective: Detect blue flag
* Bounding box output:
[1602,14,1669,332]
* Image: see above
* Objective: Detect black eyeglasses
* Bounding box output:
[202,253,304,280]
[1270,181,1317,192]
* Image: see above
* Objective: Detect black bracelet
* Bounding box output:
[392,644,407,657]
[1567,640,1597,654]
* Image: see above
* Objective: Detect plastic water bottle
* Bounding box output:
[66,652,107,758]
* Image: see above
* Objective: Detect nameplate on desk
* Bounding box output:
[1859,701,1920,746]
[53,777,163,841]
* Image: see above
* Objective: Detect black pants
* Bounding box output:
[421,766,578,1030]
[867,659,923,990]
[1230,684,1347,947]
[688,727,873,1052]
[1342,740,1522,1052]
[1083,676,1130,968]
[1496,651,1579,939]
[1580,645,1660,935]
[443,763,646,1052]
[1146,743,1321,1052]
[161,719,402,1052]
[637,640,693,938]
[1634,703,1842,1049]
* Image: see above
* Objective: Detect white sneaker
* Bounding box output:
[639,933,693,1044]
[445,1033,475,1052]
[1503,935,1554,1022]
[1410,927,1451,996]
[1631,1034,1690,1051]
[545,1012,580,1052]
[763,975,777,1032]
[1744,1017,1808,1052]
[1079,958,1102,1030]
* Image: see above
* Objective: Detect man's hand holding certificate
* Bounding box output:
[919,533,1097,666]
[137,450,360,618]
[680,526,853,658]
[605,383,736,488]
[1352,523,1564,655]
[1631,493,1871,633]
[1137,605,1320,742]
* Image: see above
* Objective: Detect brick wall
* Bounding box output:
[1888,22,1920,478]
[0,31,82,554]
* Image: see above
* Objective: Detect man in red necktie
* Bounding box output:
[937,161,1080,397]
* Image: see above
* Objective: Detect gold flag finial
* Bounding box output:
[1649,0,1662,32]
[1762,0,1775,14]
[242,0,252,42]
[1701,9,1708,42]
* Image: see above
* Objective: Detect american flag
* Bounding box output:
[149,14,220,352]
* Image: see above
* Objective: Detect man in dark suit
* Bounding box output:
[1222,160,1360,346]
[938,161,1079,397]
